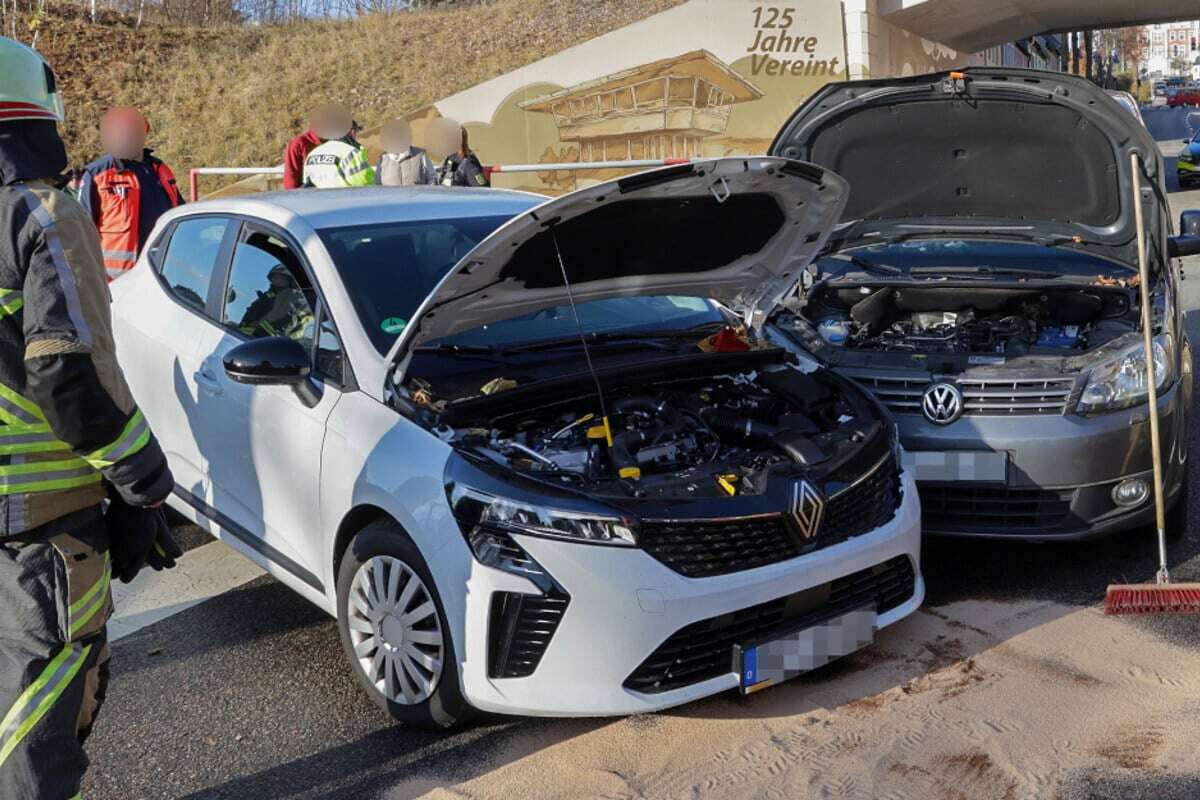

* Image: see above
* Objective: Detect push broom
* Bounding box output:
[1104,152,1200,615]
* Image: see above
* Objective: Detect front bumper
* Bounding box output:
[455,470,923,717]
[894,381,1188,540]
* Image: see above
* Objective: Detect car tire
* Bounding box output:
[336,519,475,730]
[1166,476,1190,542]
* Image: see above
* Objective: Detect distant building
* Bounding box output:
[1143,20,1200,76]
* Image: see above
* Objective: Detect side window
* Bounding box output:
[221,230,316,352]
[313,304,345,385]
[158,218,227,314]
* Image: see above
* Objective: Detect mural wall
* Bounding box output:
[401,0,850,195]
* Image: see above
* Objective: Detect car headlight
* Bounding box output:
[1077,334,1175,414]
[450,486,637,547]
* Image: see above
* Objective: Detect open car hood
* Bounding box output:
[769,67,1164,264]
[386,157,848,377]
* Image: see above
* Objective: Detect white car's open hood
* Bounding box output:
[386,157,848,381]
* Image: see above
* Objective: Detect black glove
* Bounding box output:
[105,493,182,583]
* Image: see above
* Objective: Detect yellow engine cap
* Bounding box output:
[619,466,642,480]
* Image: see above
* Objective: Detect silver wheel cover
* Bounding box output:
[347,555,444,705]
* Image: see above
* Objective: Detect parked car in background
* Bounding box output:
[110,165,923,728]
[1167,86,1200,107]
[768,67,1199,542]
[1178,132,1200,188]
[1105,90,1144,125]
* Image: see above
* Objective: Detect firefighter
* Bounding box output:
[239,264,312,340]
[78,106,183,280]
[302,105,374,188]
[0,37,180,799]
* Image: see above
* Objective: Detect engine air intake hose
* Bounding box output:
[702,410,828,466]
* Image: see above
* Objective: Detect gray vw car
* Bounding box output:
[764,67,1200,540]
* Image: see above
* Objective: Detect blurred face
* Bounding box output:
[381,119,413,154]
[100,107,148,161]
[310,103,352,141]
[425,117,462,161]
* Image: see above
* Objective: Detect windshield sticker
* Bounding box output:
[381,317,407,335]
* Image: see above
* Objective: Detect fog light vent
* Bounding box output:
[1112,478,1149,508]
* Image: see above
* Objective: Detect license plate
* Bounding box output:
[902,450,1007,483]
[734,607,876,695]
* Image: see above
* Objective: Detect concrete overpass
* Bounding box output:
[877,0,1200,53]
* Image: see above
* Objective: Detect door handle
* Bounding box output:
[194,367,223,395]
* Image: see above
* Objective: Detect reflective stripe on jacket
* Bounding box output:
[303,139,375,188]
[0,180,172,537]
[78,151,183,277]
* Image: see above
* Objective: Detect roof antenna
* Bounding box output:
[551,229,616,452]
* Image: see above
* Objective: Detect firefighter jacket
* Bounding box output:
[303,138,375,188]
[439,151,490,187]
[0,121,173,539]
[78,149,183,279]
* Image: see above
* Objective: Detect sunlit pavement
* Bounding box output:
[81,106,1200,800]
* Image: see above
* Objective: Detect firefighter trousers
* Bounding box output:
[0,512,111,800]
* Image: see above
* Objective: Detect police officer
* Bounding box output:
[303,105,374,188]
[0,37,179,799]
[438,125,490,188]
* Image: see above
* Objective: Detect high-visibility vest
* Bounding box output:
[304,140,375,188]
[87,156,182,278]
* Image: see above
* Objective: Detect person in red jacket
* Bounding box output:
[78,107,183,279]
[283,104,345,189]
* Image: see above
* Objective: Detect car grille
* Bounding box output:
[919,484,1075,532]
[846,373,1077,416]
[487,590,570,678]
[639,457,902,578]
[623,555,915,694]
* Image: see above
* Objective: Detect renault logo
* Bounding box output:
[922,382,963,425]
[789,480,824,540]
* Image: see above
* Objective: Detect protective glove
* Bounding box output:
[105,493,183,583]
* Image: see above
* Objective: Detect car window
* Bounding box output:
[317,215,514,353]
[159,218,228,314]
[221,230,316,352]
[313,305,345,385]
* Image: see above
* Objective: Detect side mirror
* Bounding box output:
[1179,210,1200,237]
[223,336,322,407]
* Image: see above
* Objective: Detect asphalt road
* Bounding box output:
[82,106,1200,800]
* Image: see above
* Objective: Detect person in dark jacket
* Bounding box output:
[0,37,180,800]
[78,106,184,279]
[435,123,489,187]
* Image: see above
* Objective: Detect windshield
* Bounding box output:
[318,215,514,353]
[429,295,726,349]
[820,239,1137,278]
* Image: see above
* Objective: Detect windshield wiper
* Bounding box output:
[828,254,902,276]
[499,323,728,353]
[910,266,1062,279]
[413,343,502,355]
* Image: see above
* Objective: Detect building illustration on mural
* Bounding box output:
[518,50,763,167]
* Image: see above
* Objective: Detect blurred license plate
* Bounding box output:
[734,607,876,695]
[903,450,1007,482]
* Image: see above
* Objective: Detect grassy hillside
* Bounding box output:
[32,0,684,173]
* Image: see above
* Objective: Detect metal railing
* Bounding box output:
[187,158,694,201]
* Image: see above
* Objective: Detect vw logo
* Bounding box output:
[922,382,963,425]
[788,480,824,540]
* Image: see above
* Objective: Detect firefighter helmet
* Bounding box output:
[0,36,65,124]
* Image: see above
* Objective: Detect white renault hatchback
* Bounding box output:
[111,158,923,728]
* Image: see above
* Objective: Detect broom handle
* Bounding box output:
[1130,152,1169,582]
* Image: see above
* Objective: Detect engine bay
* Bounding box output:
[441,365,880,500]
[803,284,1137,356]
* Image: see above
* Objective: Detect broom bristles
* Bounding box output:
[1105,583,1200,615]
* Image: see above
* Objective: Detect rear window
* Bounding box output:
[318,215,514,352]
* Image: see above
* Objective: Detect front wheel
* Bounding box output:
[336,519,474,729]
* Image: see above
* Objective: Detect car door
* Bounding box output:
[118,215,237,502]
[192,222,345,591]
